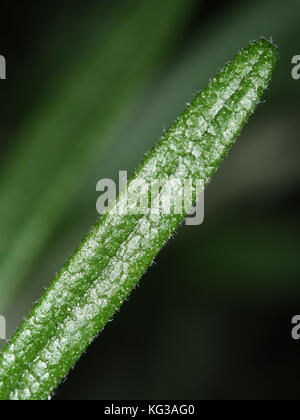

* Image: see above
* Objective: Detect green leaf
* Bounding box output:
[0,38,277,400]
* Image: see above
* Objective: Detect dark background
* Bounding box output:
[0,0,300,400]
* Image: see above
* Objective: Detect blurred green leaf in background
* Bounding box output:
[0,0,196,311]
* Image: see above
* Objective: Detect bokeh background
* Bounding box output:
[1,0,300,400]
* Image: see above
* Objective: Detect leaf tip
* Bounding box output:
[254,36,278,65]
